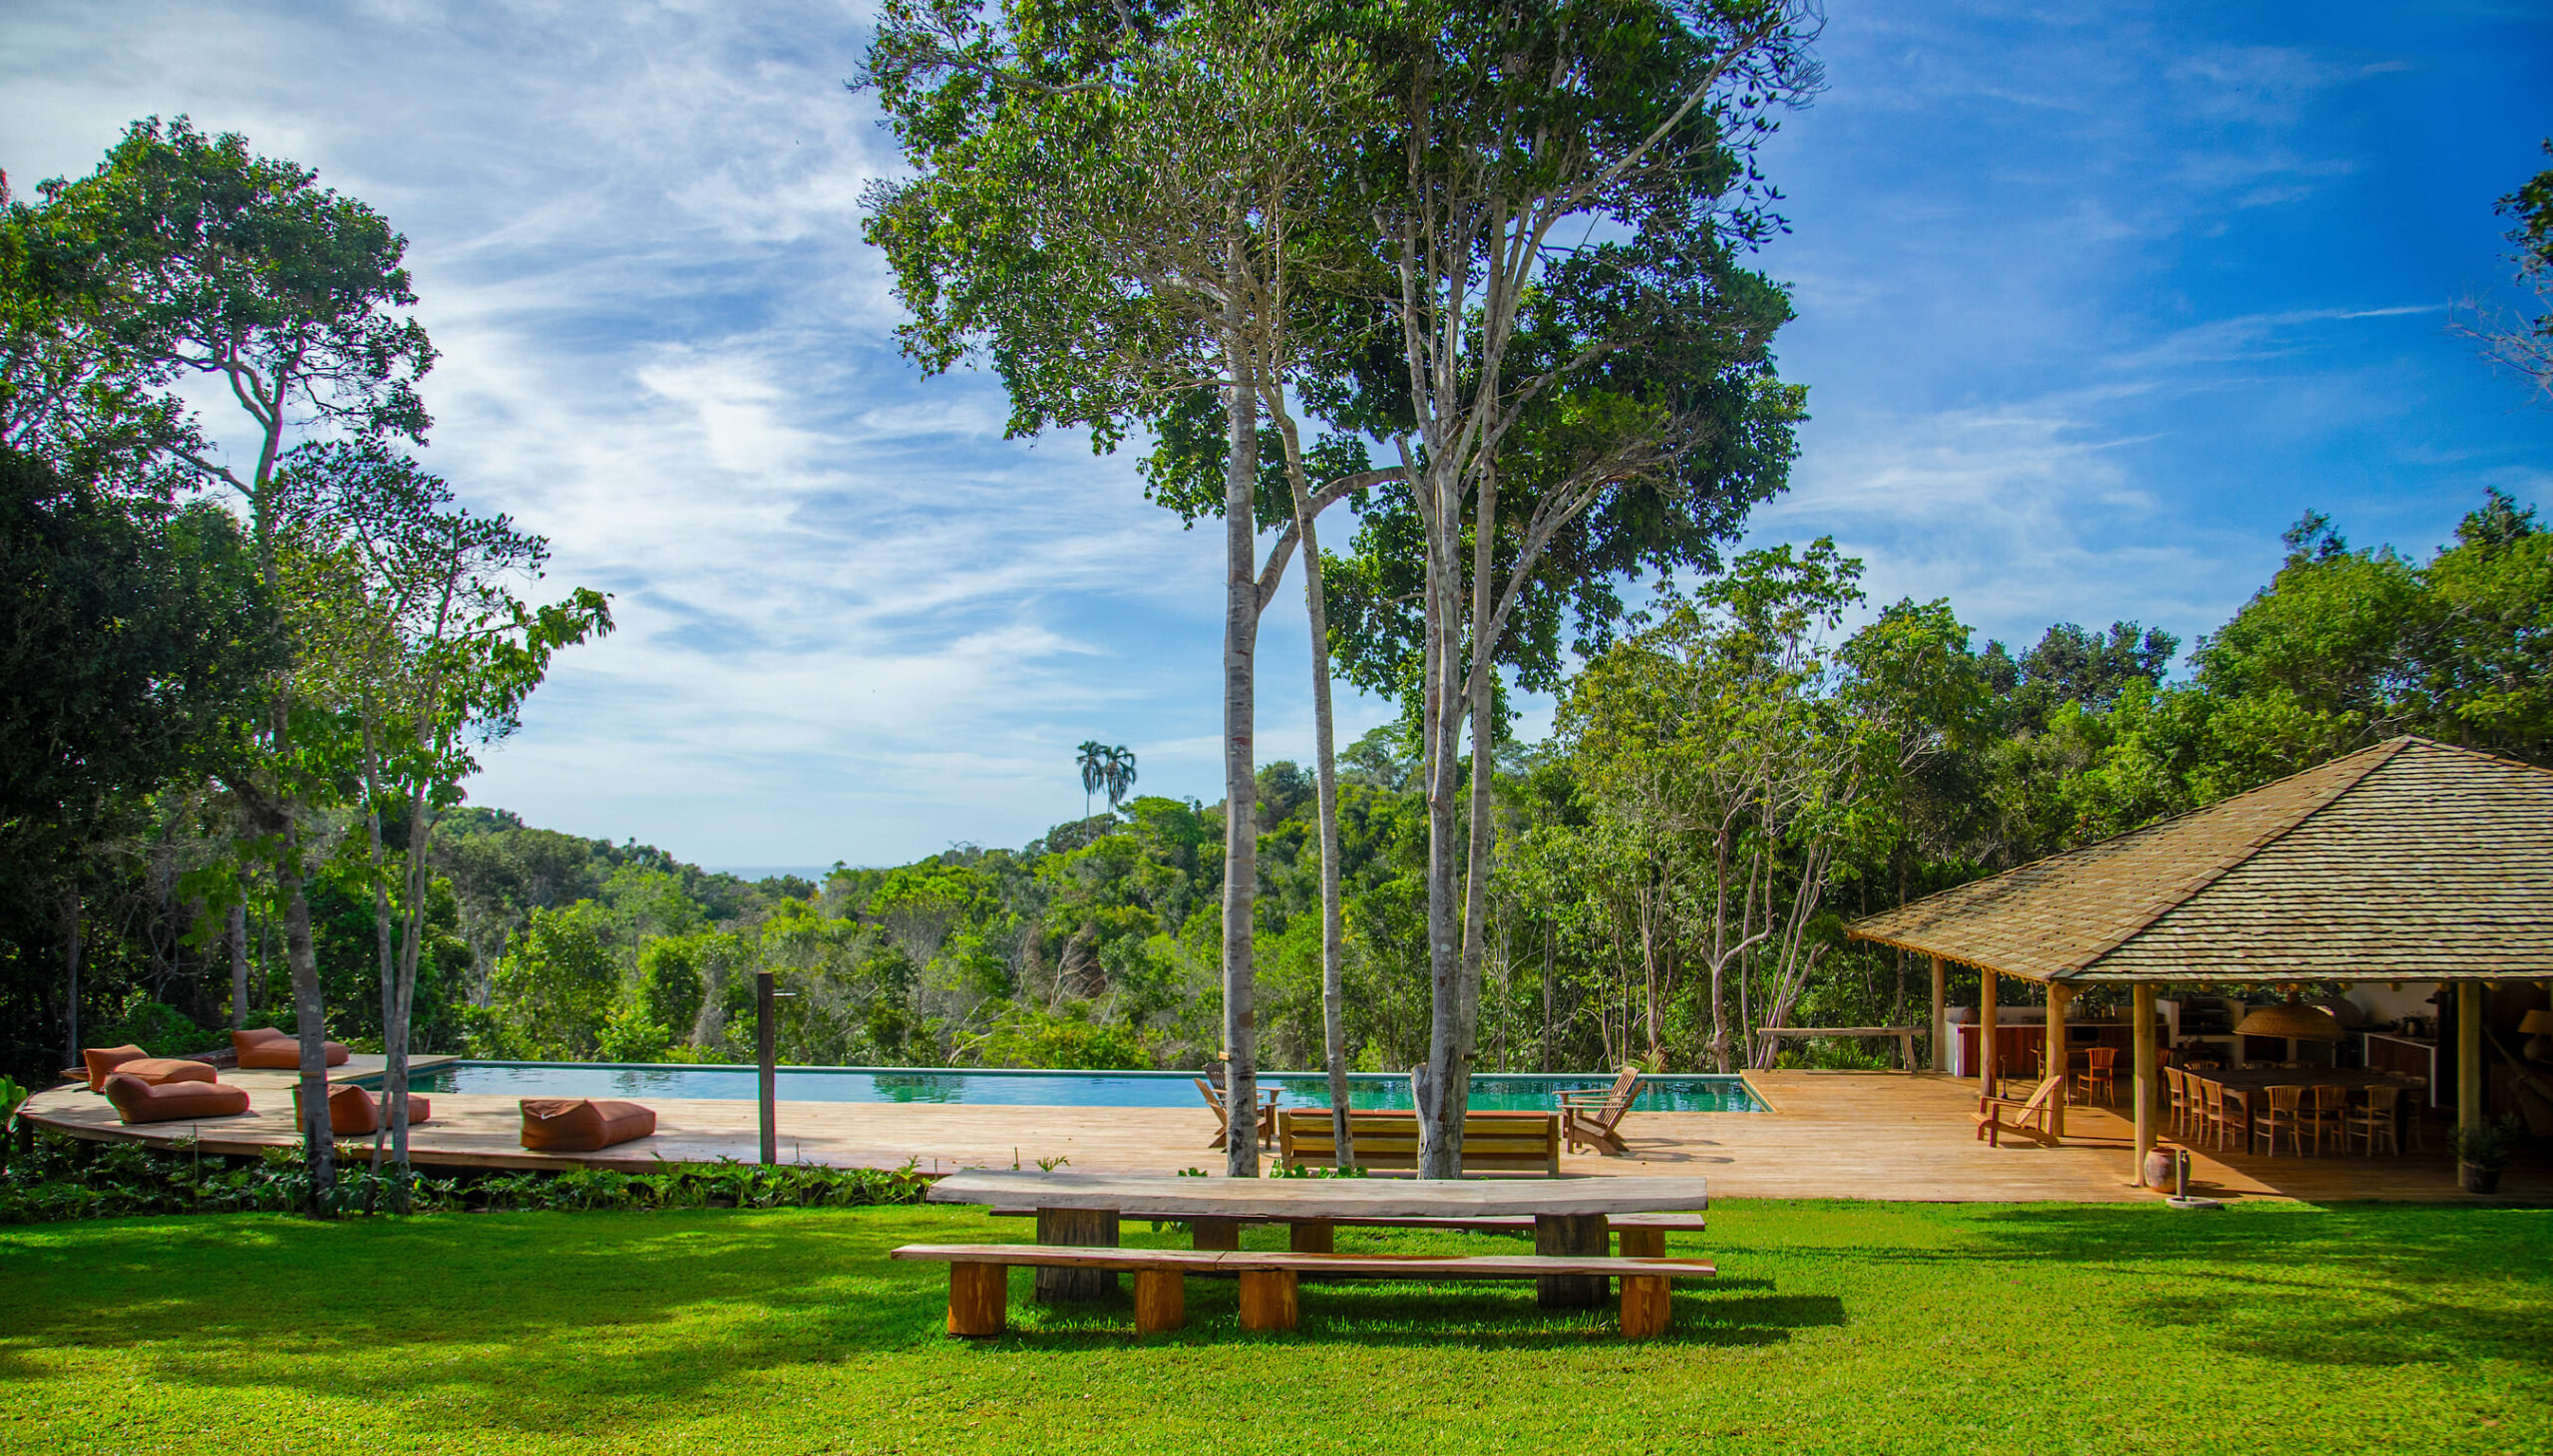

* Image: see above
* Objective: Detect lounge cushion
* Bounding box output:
[520,1098,656,1153]
[233,1027,350,1069]
[294,1084,433,1137]
[82,1044,149,1092]
[116,1058,218,1088]
[102,1073,251,1125]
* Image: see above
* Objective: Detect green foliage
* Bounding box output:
[91,998,210,1057]
[2448,1115,2526,1170]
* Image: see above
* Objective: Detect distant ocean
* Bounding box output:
[704,866,839,883]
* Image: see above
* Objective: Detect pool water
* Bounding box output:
[397,1062,1763,1113]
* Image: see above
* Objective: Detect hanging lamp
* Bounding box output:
[2233,996,2346,1042]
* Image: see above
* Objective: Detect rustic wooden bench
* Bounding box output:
[892,1243,1717,1338]
[987,1207,1704,1257]
[1276,1108,1560,1176]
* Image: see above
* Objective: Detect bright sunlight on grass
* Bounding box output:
[3,1201,2547,1455]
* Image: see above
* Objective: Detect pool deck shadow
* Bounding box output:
[22,1068,2544,1204]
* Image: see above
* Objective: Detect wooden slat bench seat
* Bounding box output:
[892,1243,1717,1338]
[987,1207,1705,1257]
[1276,1108,1560,1176]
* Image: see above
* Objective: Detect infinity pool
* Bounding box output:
[396,1062,1763,1113]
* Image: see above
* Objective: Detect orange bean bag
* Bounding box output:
[233,1026,350,1069]
[82,1044,149,1091]
[102,1072,250,1125]
[293,1084,434,1137]
[117,1058,217,1088]
[520,1098,656,1153]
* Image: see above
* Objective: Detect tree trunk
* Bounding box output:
[228,902,249,1030]
[365,766,395,1189]
[60,887,82,1067]
[1416,450,1469,1179]
[1219,301,1262,1179]
[278,825,335,1215]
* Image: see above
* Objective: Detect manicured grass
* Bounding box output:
[2,1200,2547,1455]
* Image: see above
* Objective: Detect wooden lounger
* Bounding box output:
[893,1243,1717,1338]
[1973,1075,2066,1147]
[1556,1067,1646,1155]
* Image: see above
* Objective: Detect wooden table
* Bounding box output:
[928,1171,1710,1309]
[2187,1070,2412,1156]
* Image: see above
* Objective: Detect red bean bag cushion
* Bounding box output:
[102,1073,251,1125]
[233,1027,350,1069]
[520,1098,656,1152]
[82,1044,149,1092]
[116,1058,217,1088]
[294,1084,433,1137]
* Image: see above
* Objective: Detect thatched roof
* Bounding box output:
[1846,737,2553,983]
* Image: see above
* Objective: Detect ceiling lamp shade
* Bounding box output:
[2522,1009,2553,1062]
[2235,999,2347,1041]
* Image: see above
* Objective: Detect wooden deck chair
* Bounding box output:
[1194,1077,1278,1152]
[1973,1075,2066,1147]
[1556,1066,1646,1156]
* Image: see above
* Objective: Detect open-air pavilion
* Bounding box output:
[1848,735,2553,1189]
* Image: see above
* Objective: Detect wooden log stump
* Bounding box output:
[1536,1213,1610,1308]
[1238,1270,1298,1331]
[947,1264,1007,1337]
[1616,1226,1666,1259]
[1620,1275,1671,1338]
[1190,1217,1242,1252]
[1033,1206,1120,1303]
[1133,1270,1185,1333]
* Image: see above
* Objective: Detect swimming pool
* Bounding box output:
[392,1062,1764,1113]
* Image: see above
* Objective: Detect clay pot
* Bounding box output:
[2144,1146,2181,1190]
[2458,1162,2502,1196]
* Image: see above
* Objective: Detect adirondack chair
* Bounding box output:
[1194,1077,1279,1152]
[1556,1066,1646,1156]
[1973,1074,2066,1147]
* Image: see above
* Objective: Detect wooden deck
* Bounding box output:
[19,1068,2544,1203]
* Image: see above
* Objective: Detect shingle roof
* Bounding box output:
[1846,737,2553,983]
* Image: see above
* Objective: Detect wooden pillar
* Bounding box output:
[2044,982,2071,1139]
[2131,984,2157,1187]
[1930,954,1949,1073]
[1979,968,1999,1090]
[1033,1207,1120,1302]
[2458,980,2484,1132]
[1536,1213,1611,1308]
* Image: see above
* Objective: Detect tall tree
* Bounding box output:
[2455,140,2553,403]
[40,117,436,1208]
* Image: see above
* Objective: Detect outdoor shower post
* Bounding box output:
[758,970,777,1165]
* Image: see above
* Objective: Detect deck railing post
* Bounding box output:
[2131,984,2156,1186]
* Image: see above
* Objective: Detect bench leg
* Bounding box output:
[1034,1207,1120,1303]
[1616,1227,1666,1260]
[1621,1276,1671,1338]
[1134,1270,1185,1333]
[1287,1221,1333,1254]
[1537,1213,1610,1309]
[1238,1271,1298,1331]
[1191,1217,1242,1252]
[948,1265,1007,1337]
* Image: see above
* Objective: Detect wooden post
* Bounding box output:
[1616,1226,1666,1259]
[2131,983,2157,1187]
[1190,1217,1242,1252]
[1536,1213,1610,1308]
[2044,982,2071,1139]
[1287,1221,1334,1254]
[1931,954,1948,1073]
[1620,1276,1671,1338]
[756,970,777,1167]
[1133,1270,1185,1333]
[1979,968,1999,1090]
[947,1264,1007,1337]
[1237,1271,1298,1330]
[1033,1207,1120,1302]
[2458,980,2484,1133]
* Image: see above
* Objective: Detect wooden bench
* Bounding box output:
[988,1207,1705,1257]
[893,1243,1717,1338]
[1277,1108,1560,1176]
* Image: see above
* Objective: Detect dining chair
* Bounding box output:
[2075,1047,2118,1106]
[2252,1084,2305,1157]
[2303,1086,2351,1157]
[2163,1066,2190,1136]
[2202,1080,2245,1153]
[2349,1083,2402,1157]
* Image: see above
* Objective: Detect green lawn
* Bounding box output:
[2,1201,2546,1455]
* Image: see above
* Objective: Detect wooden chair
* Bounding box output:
[1556,1066,1645,1156]
[2071,1047,2117,1105]
[2251,1084,2305,1157]
[2303,1086,2351,1157]
[2163,1066,2191,1136]
[2199,1079,2251,1153]
[2349,1083,2402,1157]
[1973,1075,2066,1147]
[1194,1077,1278,1152]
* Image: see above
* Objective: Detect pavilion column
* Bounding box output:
[2044,982,2072,1139]
[1979,968,1999,1091]
[2131,984,2157,1187]
[2458,979,2484,1132]
[1930,954,1948,1074]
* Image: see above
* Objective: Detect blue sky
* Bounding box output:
[4,1,2547,871]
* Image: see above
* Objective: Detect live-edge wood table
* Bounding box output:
[927,1170,1711,1308]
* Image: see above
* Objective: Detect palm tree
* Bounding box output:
[1076,740,1109,820]
[1102,745,1138,812]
